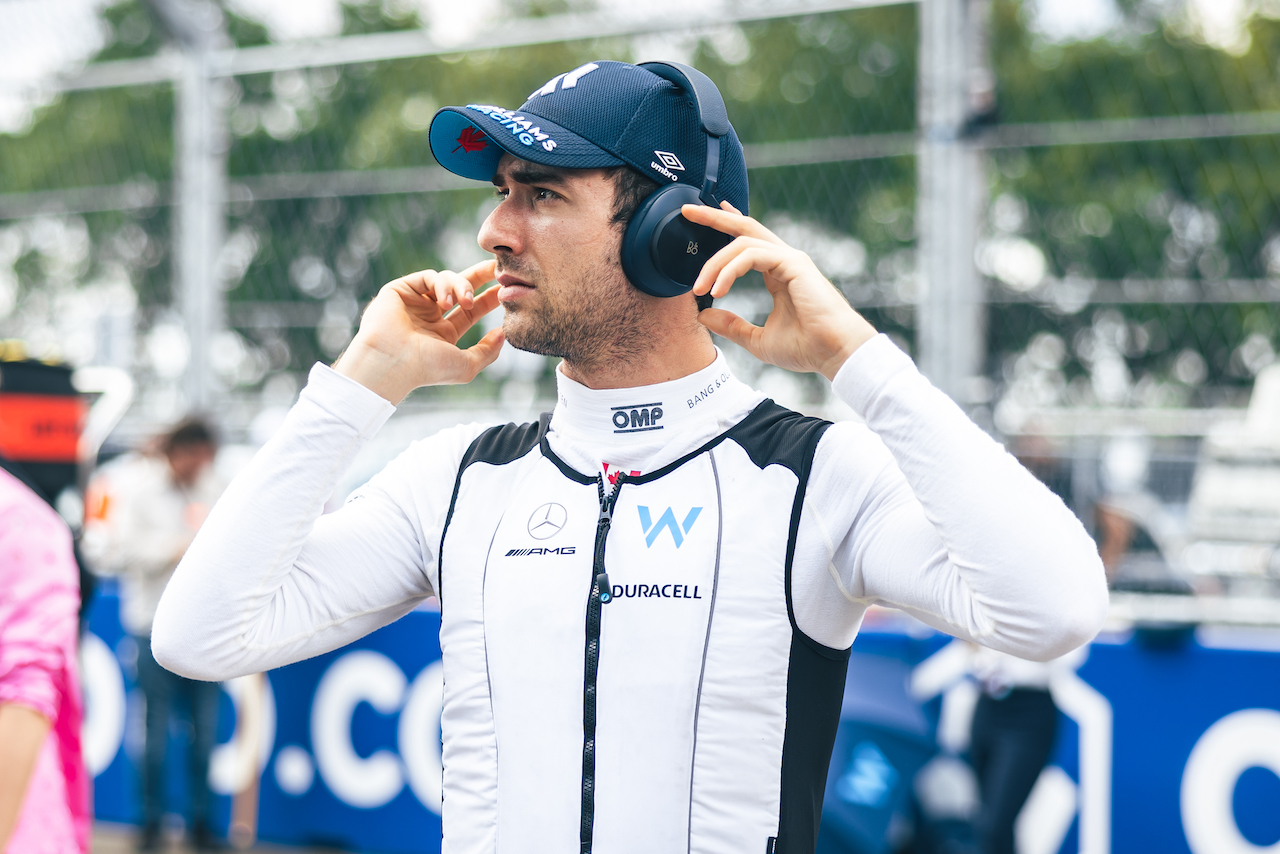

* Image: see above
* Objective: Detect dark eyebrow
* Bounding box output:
[492,163,568,188]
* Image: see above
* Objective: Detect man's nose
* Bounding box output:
[479,200,523,257]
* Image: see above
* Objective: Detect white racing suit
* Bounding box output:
[153,335,1108,854]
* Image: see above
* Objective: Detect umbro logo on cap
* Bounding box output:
[654,151,685,171]
[651,150,685,182]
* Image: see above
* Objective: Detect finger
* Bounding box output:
[397,270,441,297]
[389,279,444,319]
[432,275,455,310]
[446,284,502,339]
[681,203,781,245]
[697,308,764,355]
[692,237,775,296]
[462,259,497,289]
[443,260,495,311]
[439,269,476,309]
[720,200,741,214]
[461,327,506,380]
[710,247,778,299]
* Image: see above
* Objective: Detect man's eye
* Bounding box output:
[535,188,557,201]
[493,188,509,199]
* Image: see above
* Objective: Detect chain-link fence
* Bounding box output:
[3,0,1279,604]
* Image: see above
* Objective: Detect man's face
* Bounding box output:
[479,154,654,367]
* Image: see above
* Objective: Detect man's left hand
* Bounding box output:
[685,202,878,381]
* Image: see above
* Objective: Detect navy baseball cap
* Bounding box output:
[428,60,748,214]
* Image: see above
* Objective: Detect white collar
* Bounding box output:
[550,349,753,448]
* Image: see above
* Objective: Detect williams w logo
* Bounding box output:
[639,506,702,548]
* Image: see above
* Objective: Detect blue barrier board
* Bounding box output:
[83,588,1280,853]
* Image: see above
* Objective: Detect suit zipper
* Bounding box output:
[581,474,622,854]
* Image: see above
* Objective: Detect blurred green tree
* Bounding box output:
[0,0,1276,408]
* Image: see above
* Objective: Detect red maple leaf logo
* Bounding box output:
[603,463,641,486]
[453,126,488,154]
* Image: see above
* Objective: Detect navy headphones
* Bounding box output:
[620,62,736,299]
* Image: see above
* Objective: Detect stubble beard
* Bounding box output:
[497,250,655,374]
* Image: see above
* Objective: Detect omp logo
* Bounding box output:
[611,402,663,434]
[527,503,567,540]
[529,63,599,98]
[654,150,685,171]
[639,506,702,548]
[505,546,577,557]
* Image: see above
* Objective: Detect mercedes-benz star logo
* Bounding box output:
[527,502,568,540]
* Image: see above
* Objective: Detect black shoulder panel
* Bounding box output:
[724,399,832,476]
[632,399,832,485]
[437,414,549,606]
[459,414,548,472]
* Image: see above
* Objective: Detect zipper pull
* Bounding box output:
[596,572,612,603]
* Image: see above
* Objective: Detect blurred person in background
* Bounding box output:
[955,436,1083,854]
[82,417,225,852]
[0,462,90,853]
[967,645,1083,854]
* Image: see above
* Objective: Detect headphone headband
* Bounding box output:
[638,61,730,137]
[621,62,738,297]
[639,61,728,205]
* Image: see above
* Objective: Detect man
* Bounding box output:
[154,61,1107,854]
[85,417,225,851]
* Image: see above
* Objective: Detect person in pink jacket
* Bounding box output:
[0,466,90,854]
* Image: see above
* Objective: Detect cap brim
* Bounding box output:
[429,105,624,182]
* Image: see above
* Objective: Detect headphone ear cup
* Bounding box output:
[622,184,736,299]
[621,184,693,298]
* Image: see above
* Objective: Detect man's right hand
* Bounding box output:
[335,260,505,404]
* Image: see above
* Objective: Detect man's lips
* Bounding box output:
[497,273,535,302]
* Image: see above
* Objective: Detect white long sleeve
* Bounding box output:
[790,335,1109,659]
[152,365,484,680]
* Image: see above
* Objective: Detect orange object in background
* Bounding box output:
[0,393,87,463]
[0,355,88,503]
[83,480,112,523]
